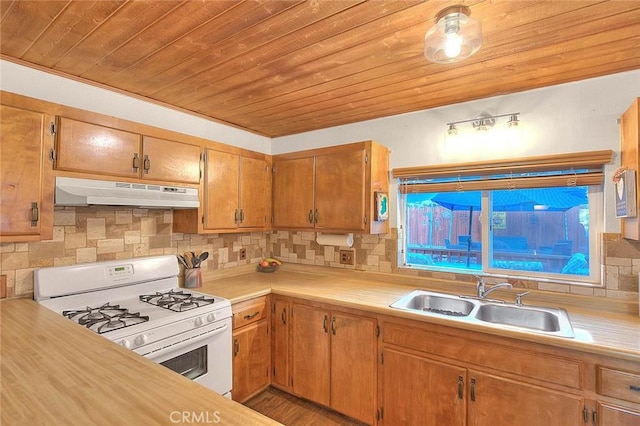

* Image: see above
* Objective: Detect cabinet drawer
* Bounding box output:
[598,366,640,404]
[233,297,268,329]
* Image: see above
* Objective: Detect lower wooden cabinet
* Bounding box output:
[380,317,587,426]
[382,348,466,425]
[467,370,584,426]
[289,301,378,425]
[231,297,270,403]
[271,297,291,391]
[268,296,638,426]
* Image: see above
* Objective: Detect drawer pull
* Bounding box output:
[631,385,640,392]
[457,376,464,399]
[244,311,260,320]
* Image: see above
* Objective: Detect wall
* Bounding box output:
[0,207,268,298]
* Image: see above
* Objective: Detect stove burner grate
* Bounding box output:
[62,303,149,334]
[139,289,215,312]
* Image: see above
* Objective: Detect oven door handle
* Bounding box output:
[145,323,229,359]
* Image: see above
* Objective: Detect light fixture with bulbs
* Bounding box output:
[444,112,523,145]
[424,5,483,64]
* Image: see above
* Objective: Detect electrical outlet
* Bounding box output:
[339,250,355,265]
[239,248,247,260]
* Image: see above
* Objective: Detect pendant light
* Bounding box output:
[424,5,482,64]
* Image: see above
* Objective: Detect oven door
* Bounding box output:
[138,317,232,397]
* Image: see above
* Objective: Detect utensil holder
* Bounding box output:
[184,268,202,289]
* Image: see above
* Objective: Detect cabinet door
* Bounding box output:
[271,298,291,391]
[239,156,270,229]
[57,117,141,178]
[314,148,366,231]
[232,319,270,403]
[272,157,315,229]
[598,402,640,426]
[1,105,53,240]
[141,136,200,184]
[291,303,330,406]
[467,370,584,426]
[330,312,377,425]
[203,149,239,231]
[382,348,466,426]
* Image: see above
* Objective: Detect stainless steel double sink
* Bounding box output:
[389,289,575,338]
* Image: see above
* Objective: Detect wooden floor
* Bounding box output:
[244,387,367,426]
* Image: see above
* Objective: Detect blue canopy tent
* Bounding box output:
[406,187,588,267]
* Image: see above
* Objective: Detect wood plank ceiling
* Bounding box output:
[2,0,640,138]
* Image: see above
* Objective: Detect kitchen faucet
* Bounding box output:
[476,276,513,299]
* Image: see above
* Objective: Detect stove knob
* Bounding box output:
[207,313,216,323]
[194,317,204,327]
[134,334,148,346]
[121,339,131,349]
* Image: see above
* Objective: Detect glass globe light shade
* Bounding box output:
[424,5,483,64]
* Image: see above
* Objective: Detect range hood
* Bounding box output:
[55,177,199,209]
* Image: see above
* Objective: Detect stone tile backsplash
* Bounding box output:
[0,207,268,298]
[1,207,638,305]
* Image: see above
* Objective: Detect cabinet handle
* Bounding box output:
[31,202,39,226]
[281,308,287,325]
[314,209,319,224]
[323,315,328,333]
[233,339,239,357]
[470,378,476,401]
[631,385,640,392]
[132,153,140,171]
[308,209,314,224]
[239,209,244,223]
[331,316,336,335]
[457,376,464,399]
[143,154,150,173]
[244,311,260,320]
[234,209,239,223]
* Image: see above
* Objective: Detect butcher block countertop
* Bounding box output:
[200,264,640,362]
[0,298,281,426]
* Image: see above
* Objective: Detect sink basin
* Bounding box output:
[475,303,575,338]
[389,289,575,338]
[390,290,477,317]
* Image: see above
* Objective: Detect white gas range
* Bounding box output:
[34,255,232,398]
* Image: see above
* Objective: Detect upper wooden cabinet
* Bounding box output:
[620,98,640,240]
[55,117,200,184]
[174,148,271,234]
[272,141,389,234]
[0,104,54,242]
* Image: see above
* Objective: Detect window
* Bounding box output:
[395,151,612,283]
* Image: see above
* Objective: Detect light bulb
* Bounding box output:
[444,32,462,58]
